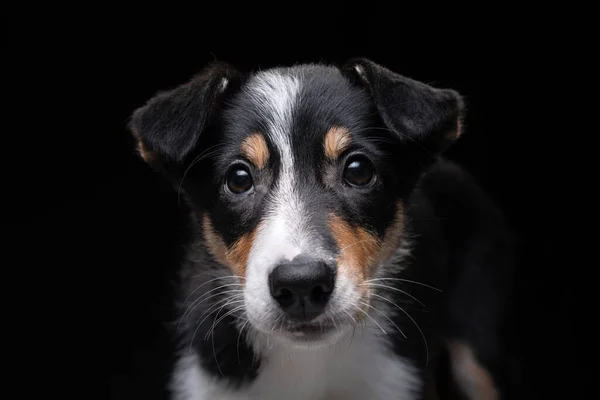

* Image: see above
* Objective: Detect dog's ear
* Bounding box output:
[128,62,243,166]
[342,58,465,155]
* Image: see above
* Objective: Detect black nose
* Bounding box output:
[268,261,335,321]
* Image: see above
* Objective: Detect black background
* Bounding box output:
[5,9,582,400]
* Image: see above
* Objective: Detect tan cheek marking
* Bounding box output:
[240,132,269,168]
[328,214,381,283]
[226,231,256,277]
[447,340,499,400]
[202,215,255,278]
[378,201,406,263]
[324,126,352,161]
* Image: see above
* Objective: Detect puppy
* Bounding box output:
[129,58,515,400]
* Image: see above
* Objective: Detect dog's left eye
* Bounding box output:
[343,155,376,188]
[225,165,254,195]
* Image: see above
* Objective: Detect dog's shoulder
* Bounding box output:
[406,155,515,292]
[412,157,509,232]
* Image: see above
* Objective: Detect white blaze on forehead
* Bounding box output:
[245,71,308,273]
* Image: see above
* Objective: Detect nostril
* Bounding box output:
[309,284,332,304]
[273,287,295,308]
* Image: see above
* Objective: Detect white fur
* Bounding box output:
[241,71,369,334]
[243,71,320,331]
[171,325,421,400]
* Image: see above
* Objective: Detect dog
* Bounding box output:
[128,58,515,399]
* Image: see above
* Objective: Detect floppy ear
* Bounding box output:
[128,62,243,166]
[342,58,465,155]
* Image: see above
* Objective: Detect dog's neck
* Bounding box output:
[173,320,422,400]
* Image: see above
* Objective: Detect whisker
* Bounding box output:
[206,305,246,341]
[330,312,338,330]
[194,295,244,326]
[237,318,251,364]
[360,283,425,307]
[189,273,246,281]
[359,312,366,342]
[198,298,245,334]
[271,315,284,331]
[363,277,442,292]
[349,324,357,348]
[178,289,244,329]
[189,300,226,350]
[370,293,430,366]
[355,307,387,336]
[188,297,245,348]
[341,310,358,348]
[342,309,358,325]
[360,301,407,339]
[183,282,244,312]
[279,319,288,353]
[211,306,246,379]
[181,275,245,307]
[211,324,225,377]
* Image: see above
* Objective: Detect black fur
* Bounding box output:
[175,243,261,385]
[129,58,514,398]
[343,58,465,155]
[129,62,244,166]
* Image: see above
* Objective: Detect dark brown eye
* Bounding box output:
[225,165,254,195]
[343,155,376,187]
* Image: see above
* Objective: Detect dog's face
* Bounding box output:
[130,59,463,346]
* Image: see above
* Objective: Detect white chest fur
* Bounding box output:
[171,330,421,400]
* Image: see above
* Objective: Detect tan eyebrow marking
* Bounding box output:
[240,132,269,168]
[324,126,352,160]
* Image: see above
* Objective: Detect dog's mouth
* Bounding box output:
[289,322,333,334]
[279,321,340,342]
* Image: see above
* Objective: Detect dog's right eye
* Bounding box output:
[225,165,254,195]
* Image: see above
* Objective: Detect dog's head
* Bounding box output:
[129,58,464,346]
